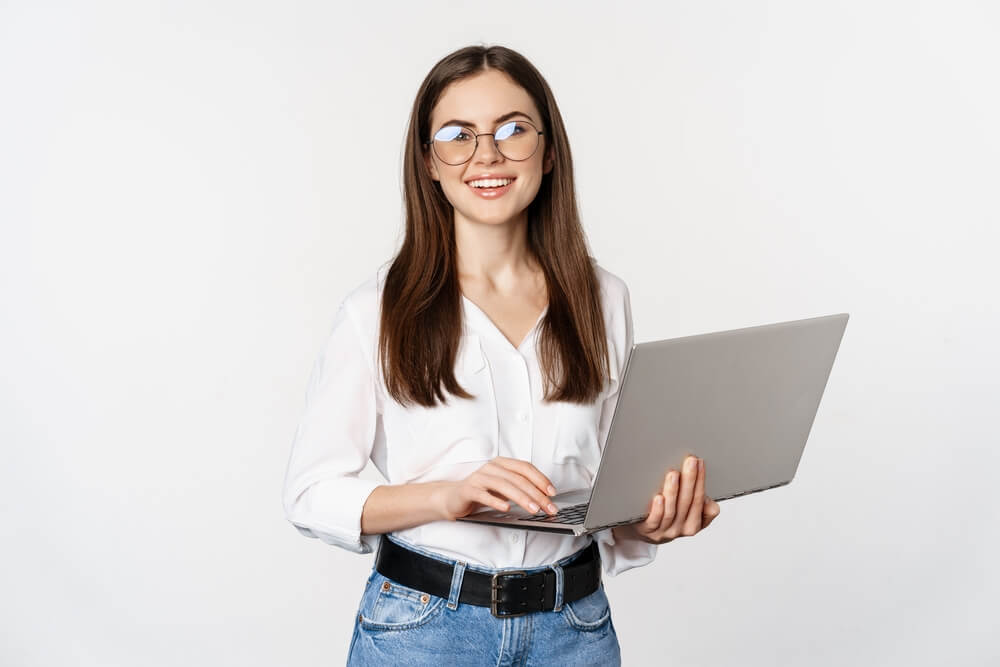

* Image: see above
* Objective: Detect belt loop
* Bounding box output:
[549,563,565,612]
[447,561,467,610]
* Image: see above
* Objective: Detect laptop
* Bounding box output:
[456,313,849,535]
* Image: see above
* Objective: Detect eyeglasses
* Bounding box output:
[424,120,544,166]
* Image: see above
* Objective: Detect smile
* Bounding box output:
[467,177,516,199]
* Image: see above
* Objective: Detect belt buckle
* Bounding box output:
[490,570,529,618]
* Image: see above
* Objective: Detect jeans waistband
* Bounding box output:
[378,534,597,575]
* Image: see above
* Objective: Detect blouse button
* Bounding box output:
[517,412,528,423]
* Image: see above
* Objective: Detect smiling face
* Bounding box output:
[424,69,554,228]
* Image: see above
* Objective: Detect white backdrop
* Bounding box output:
[1,1,997,665]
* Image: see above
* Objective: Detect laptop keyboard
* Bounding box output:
[497,502,589,525]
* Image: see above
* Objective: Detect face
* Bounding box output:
[424,69,554,228]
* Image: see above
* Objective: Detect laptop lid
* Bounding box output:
[582,313,849,531]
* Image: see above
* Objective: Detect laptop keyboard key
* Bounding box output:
[527,503,588,525]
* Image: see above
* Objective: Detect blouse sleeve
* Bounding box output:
[591,281,659,576]
[281,297,382,554]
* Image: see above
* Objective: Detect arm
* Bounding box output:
[281,298,382,553]
[360,457,560,535]
[590,278,660,575]
[283,297,560,547]
[359,482,452,535]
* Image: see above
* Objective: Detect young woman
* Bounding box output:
[282,44,721,665]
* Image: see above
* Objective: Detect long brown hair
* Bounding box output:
[379,44,610,408]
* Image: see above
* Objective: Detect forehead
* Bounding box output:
[430,69,541,130]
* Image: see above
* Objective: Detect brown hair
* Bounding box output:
[379,44,610,408]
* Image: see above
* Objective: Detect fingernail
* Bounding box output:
[529,502,540,513]
[687,457,696,471]
[668,472,677,485]
[547,503,557,514]
[547,485,556,496]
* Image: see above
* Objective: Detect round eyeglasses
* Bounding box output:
[424,120,544,166]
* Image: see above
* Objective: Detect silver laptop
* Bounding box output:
[457,313,849,535]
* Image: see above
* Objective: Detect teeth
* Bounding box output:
[469,178,513,188]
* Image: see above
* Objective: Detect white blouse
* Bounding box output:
[281,260,657,577]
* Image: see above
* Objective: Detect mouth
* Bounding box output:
[466,176,516,199]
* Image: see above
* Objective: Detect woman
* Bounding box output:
[282,44,721,665]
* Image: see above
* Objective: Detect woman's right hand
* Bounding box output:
[437,457,559,521]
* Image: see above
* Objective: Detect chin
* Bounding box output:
[470,207,529,226]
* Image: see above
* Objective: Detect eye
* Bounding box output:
[495,121,526,141]
[434,125,473,143]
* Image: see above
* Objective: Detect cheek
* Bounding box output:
[439,179,467,207]
[518,175,542,200]
[519,159,546,195]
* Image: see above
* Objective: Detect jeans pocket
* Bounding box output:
[359,572,445,632]
[561,584,612,632]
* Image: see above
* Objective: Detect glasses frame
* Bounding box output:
[423,119,545,166]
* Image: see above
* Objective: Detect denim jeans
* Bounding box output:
[347,536,621,666]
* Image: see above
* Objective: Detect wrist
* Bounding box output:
[613,523,640,542]
[429,481,456,522]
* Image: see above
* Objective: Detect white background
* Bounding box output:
[1,1,997,665]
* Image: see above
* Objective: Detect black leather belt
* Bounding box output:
[374,536,601,618]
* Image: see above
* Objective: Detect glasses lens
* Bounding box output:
[431,121,539,165]
[432,125,476,165]
[495,121,538,161]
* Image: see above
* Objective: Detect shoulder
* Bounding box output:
[336,260,391,350]
[590,258,633,348]
[589,259,633,385]
[590,258,631,311]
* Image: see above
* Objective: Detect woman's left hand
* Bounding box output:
[617,455,721,545]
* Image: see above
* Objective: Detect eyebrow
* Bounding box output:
[437,110,536,130]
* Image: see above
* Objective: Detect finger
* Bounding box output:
[495,467,559,514]
[492,457,557,496]
[640,495,664,534]
[474,489,510,513]
[683,459,706,535]
[656,472,679,534]
[703,497,721,527]
[480,469,540,514]
[667,456,698,534]
[701,497,720,530]
[660,467,675,498]
[478,472,553,515]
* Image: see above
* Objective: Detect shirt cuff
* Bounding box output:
[284,476,382,554]
[593,526,658,577]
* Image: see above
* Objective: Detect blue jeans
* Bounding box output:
[347,536,621,666]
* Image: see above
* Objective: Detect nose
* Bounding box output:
[472,133,503,163]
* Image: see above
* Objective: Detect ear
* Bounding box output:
[542,145,555,175]
[423,145,440,182]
